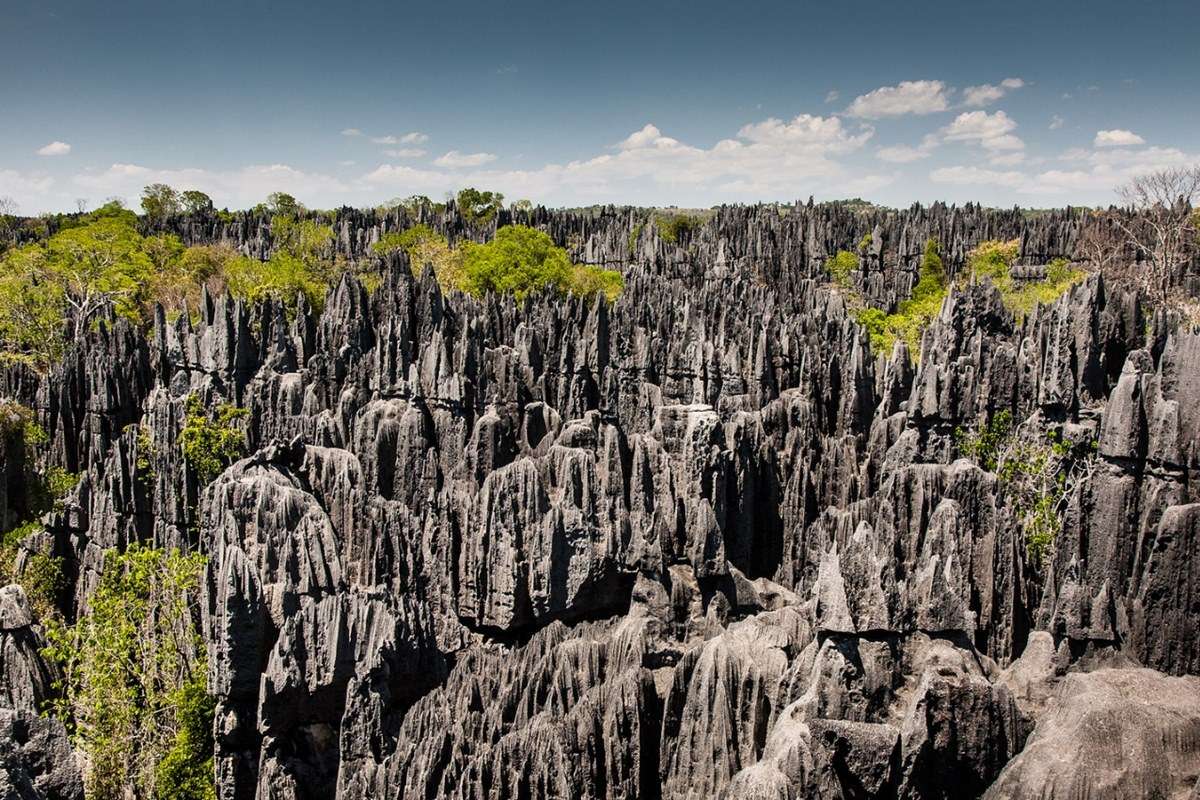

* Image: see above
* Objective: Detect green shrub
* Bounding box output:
[22,552,63,620]
[568,264,625,303]
[43,545,213,800]
[180,395,247,484]
[462,226,623,301]
[957,414,1095,564]
[627,223,644,257]
[967,239,1020,285]
[374,224,467,289]
[223,252,328,315]
[154,674,216,800]
[858,232,873,252]
[824,250,859,289]
[856,238,946,360]
[462,225,571,298]
[1001,257,1086,321]
[955,409,1013,471]
[654,213,704,244]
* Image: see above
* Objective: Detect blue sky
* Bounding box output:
[2,0,1198,213]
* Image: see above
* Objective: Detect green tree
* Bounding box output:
[180,190,214,215]
[141,184,181,223]
[0,214,156,365]
[461,224,572,298]
[43,545,215,800]
[456,187,504,225]
[266,192,301,217]
[461,225,621,301]
[179,395,247,484]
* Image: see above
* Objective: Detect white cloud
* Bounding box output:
[736,114,873,153]
[844,80,950,118]
[372,132,429,145]
[434,150,498,168]
[961,77,1024,107]
[363,114,875,205]
[988,152,1026,167]
[928,143,1199,197]
[1049,115,1064,130]
[341,128,363,137]
[0,169,55,196]
[876,145,930,163]
[383,148,426,158]
[876,134,939,163]
[930,165,1025,188]
[1094,129,1145,147]
[37,141,72,156]
[942,110,1024,151]
[618,124,680,150]
[824,90,839,103]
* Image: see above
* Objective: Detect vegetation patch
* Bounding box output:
[852,238,947,360]
[653,212,705,244]
[180,395,248,485]
[956,410,1097,563]
[376,223,623,302]
[43,545,214,800]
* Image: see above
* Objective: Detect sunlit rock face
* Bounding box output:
[3,202,1199,799]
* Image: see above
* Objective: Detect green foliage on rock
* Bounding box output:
[956,412,1096,564]
[965,240,1085,320]
[43,545,214,800]
[374,224,623,302]
[824,250,859,289]
[854,238,947,360]
[653,213,704,244]
[627,223,644,257]
[462,225,624,301]
[180,395,248,484]
[0,399,71,620]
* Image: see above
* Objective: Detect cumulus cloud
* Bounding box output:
[876,134,940,163]
[988,152,1026,167]
[434,151,498,168]
[1049,115,1065,130]
[0,169,55,196]
[383,148,426,158]
[736,114,874,153]
[37,141,72,156]
[844,80,950,118]
[1094,129,1145,147]
[929,143,1198,197]
[369,132,428,146]
[364,114,875,205]
[961,77,1024,107]
[930,165,1025,188]
[341,128,363,137]
[824,90,839,103]
[942,110,1024,151]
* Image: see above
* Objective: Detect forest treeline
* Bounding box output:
[0,185,622,371]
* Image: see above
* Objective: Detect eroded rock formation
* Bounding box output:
[2,202,1198,798]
